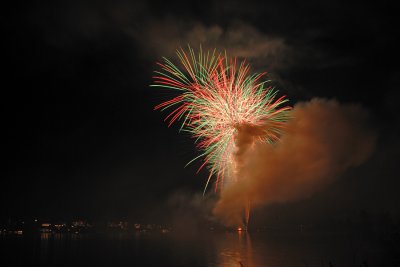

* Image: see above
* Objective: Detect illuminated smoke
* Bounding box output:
[213,98,376,226]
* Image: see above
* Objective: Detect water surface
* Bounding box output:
[0,231,397,266]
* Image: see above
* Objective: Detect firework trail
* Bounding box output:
[151,47,291,227]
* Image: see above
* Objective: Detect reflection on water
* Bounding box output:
[207,231,395,267]
[0,231,397,266]
[212,231,255,267]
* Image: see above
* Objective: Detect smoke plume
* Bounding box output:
[213,98,376,226]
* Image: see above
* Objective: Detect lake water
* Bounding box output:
[0,231,398,266]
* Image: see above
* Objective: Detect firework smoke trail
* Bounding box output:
[151,47,291,227]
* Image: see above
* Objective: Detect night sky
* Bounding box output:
[3,0,399,223]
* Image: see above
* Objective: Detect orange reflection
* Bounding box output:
[213,231,257,267]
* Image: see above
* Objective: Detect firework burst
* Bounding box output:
[151,47,291,195]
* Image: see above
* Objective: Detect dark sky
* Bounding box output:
[3,0,399,222]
